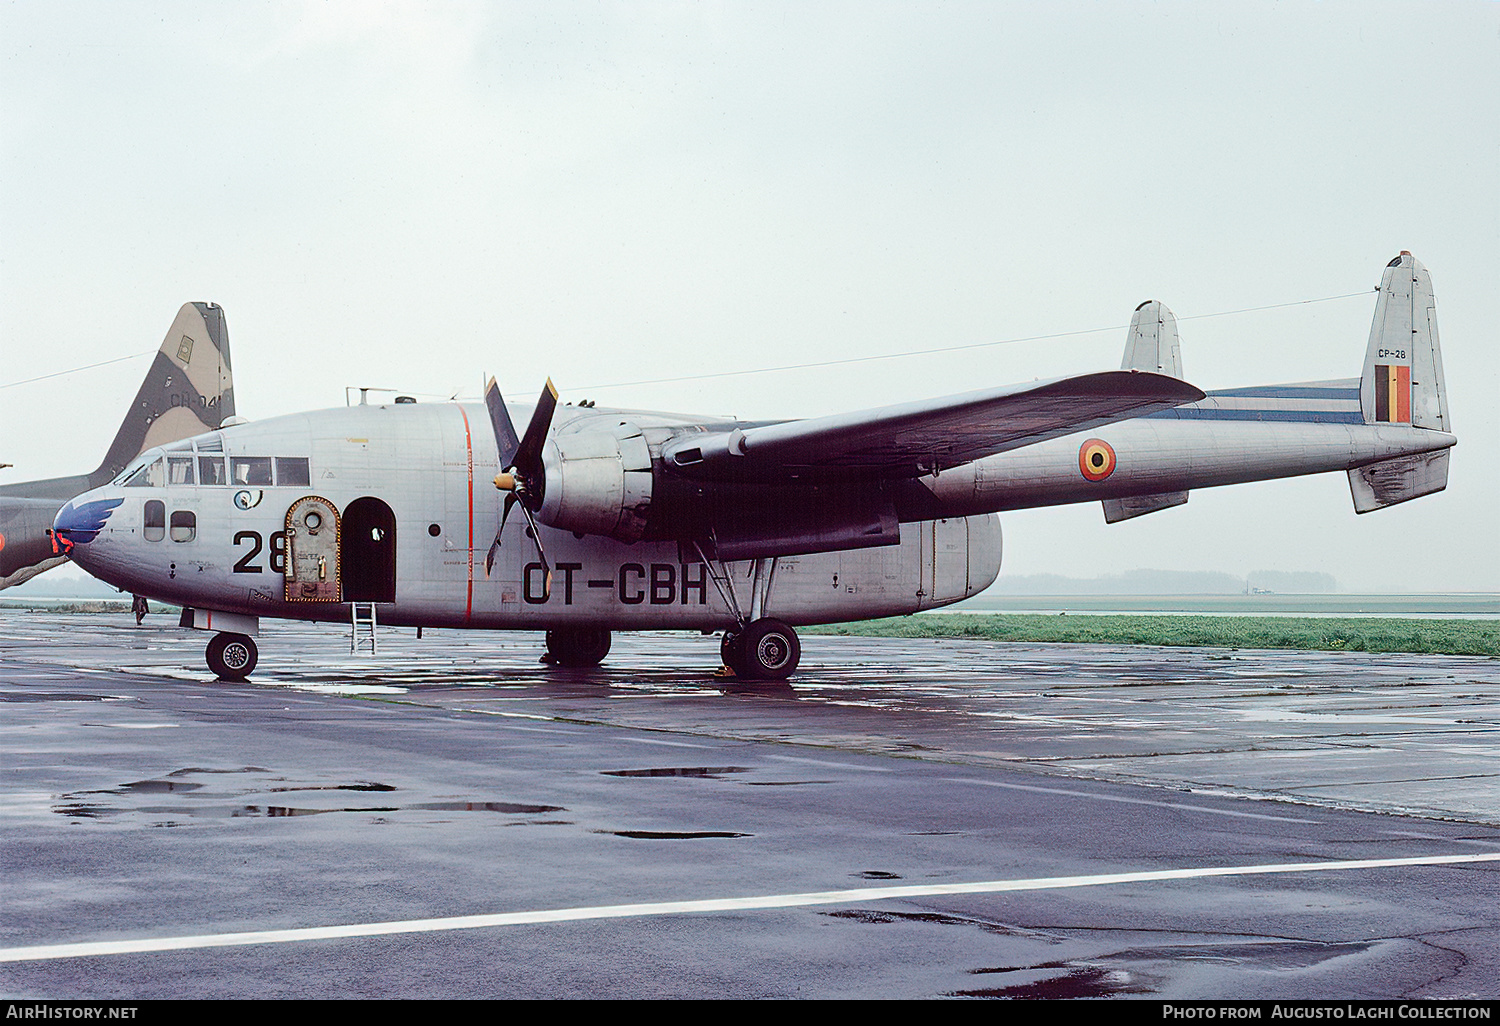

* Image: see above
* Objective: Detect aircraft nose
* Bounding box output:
[52,495,124,555]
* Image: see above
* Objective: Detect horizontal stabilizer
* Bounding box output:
[1102,490,1189,523]
[1348,451,1449,513]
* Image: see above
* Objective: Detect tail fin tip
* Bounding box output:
[1361,253,1449,431]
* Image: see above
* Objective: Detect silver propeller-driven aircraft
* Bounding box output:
[54,254,1454,681]
[0,303,235,589]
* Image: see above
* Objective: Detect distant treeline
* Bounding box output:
[992,569,1337,595]
[811,614,1498,657]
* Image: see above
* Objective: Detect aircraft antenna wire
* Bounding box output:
[0,290,1374,396]
[573,288,1375,392]
[0,351,153,391]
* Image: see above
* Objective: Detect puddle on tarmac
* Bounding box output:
[52,803,122,819]
[854,870,902,880]
[66,799,568,820]
[411,801,564,814]
[168,767,269,776]
[821,909,1027,936]
[951,965,1153,999]
[81,780,205,795]
[266,783,397,793]
[604,829,750,839]
[0,693,121,703]
[602,767,749,778]
[744,780,833,787]
[53,768,566,822]
[230,805,400,817]
[1103,940,1372,970]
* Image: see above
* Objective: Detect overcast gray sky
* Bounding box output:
[2,1,1496,592]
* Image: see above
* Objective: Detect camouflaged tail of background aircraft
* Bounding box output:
[0,303,234,589]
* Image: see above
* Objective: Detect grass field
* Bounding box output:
[809,613,1500,657]
[5,601,1497,657]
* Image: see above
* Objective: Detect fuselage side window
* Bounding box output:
[167,456,195,487]
[143,500,165,542]
[231,457,272,486]
[275,457,311,487]
[198,457,227,486]
[124,459,165,489]
[170,510,196,543]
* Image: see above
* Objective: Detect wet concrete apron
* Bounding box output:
[2,614,1497,998]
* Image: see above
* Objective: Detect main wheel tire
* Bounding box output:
[544,628,612,668]
[206,632,257,681]
[736,618,800,680]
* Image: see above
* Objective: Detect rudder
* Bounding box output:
[87,302,235,488]
[1349,253,1452,512]
[1360,252,1449,431]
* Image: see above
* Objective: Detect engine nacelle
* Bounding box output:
[537,422,653,542]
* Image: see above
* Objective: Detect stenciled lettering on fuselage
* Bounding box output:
[227,533,709,608]
[526,562,710,606]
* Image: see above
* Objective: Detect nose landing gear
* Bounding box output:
[206,632,258,681]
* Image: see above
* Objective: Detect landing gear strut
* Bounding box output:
[720,618,800,680]
[206,632,257,681]
[543,627,612,668]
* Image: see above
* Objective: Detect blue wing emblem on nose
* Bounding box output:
[53,497,125,549]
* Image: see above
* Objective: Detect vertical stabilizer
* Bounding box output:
[1121,301,1183,378]
[87,302,235,488]
[1349,253,1452,512]
[1360,252,1449,431]
[1105,301,1188,522]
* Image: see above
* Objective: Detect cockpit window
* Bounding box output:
[198,457,227,486]
[167,456,195,486]
[143,500,165,542]
[170,510,196,543]
[275,457,311,486]
[123,458,165,488]
[231,457,273,486]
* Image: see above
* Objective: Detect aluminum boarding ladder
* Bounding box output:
[350,602,378,655]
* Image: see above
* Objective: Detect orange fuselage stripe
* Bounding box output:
[458,405,475,622]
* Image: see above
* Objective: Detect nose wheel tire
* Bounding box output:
[206,632,257,681]
[724,618,800,680]
[543,628,612,668]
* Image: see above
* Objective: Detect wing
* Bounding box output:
[661,371,1204,479]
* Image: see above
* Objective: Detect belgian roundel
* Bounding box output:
[1078,438,1116,482]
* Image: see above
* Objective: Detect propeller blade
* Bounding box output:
[484,377,522,471]
[518,503,552,599]
[513,379,558,480]
[484,493,522,577]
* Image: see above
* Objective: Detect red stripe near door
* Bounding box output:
[457,404,475,622]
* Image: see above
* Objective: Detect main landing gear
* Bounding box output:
[206,632,258,681]
[720,618,801,681]
[543,627,612,668]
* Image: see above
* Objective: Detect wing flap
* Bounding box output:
[663,371,1203,479]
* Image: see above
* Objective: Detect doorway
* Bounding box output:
[342,496,397,603]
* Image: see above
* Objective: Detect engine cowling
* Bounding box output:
[536,422,653,542]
